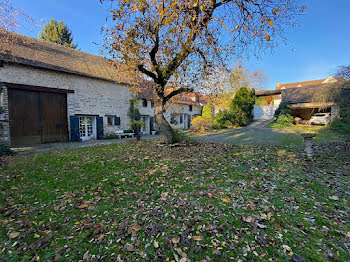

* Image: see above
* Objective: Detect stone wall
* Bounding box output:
[253,105,279,120]
[0,85,10,144]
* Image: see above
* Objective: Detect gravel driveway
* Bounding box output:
[197,121,318,145]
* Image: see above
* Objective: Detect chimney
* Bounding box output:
[276,82,280,90]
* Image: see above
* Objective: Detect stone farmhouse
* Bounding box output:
[136,83,206,131]
[0,31,205,146]
[254,77,341,121]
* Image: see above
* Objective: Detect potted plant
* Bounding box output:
[132,120,143,141]
[128,99,144,140]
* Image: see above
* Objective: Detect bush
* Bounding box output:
[0,144,15,157]
[274,102,291,117]
[270,102,295,127]
[202,103,213,119]
[170,128,196,143]
[272,113,295,127]
[104,134,119,140]
[212,87,254,129]
[231,87,255,120]
[213,106,249,129]
[329,119,350,135]
[190,116,213,133]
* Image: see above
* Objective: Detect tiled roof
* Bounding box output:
[277,79,326,90]
[136,81,207,105]
[0,30,134,84]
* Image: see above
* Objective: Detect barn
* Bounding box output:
[0,31,133,146]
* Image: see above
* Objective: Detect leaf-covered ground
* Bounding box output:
[0,140,349,261]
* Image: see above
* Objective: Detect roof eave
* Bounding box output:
[1,59,133,87]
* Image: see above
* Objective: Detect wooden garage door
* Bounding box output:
[8,88,68,146]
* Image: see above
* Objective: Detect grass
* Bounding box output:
[0,140,349,261]
[269,125,344,145]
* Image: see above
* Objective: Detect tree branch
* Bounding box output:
[214,0,232,9]
[164,87,194,103]
[149,26,162,79]
[163,0,221,82]
[137,64,157,81]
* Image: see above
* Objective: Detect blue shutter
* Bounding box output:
[96,117,104,139]
[150,117,154,131]
[70,116,80,142]
[114,116,121,126]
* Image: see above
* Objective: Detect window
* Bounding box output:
[170,114,178,125]
[142,99,148,107]
[107,116,114,126]
[180,114,183,124]
[107,116,121,126]
[151,100,154,107]
[189,105,193,112]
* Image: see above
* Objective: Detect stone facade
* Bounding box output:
[165,103,202,129]
[0,63,204,145]
[0,63,132,143]
[0,85,10,144]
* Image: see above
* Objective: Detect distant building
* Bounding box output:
[254,77,341,121]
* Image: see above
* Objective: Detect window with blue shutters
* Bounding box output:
[114,116,121,126]
[96,117,104,140]
[70,116,81,141]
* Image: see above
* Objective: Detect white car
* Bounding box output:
[310,113,331,125]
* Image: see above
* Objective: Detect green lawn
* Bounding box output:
[1,140,349,261]
[269,125,344,145]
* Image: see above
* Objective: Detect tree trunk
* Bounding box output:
[153,99,174,144]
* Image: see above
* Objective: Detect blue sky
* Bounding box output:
[13,0,350,90]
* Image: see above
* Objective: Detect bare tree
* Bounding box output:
[0,0,31,31]
[101,0,306,143]
[335,65,350,80]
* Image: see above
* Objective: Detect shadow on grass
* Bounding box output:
[196,125,344,146]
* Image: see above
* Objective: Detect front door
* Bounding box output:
[79,116,95,141]
[141,115,150,134]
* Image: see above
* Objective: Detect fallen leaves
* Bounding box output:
[282,244,292,252]
[171,236,180,244]
[329,195,339,200]
[1,140,349,261]
[153,240,159,248]
[8,231,20,239]
[125,243,134,252]
[127,222,142,236]
[192,235,202,241]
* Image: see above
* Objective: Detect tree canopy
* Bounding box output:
[39,19,77,48]
[101,0,306,143]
